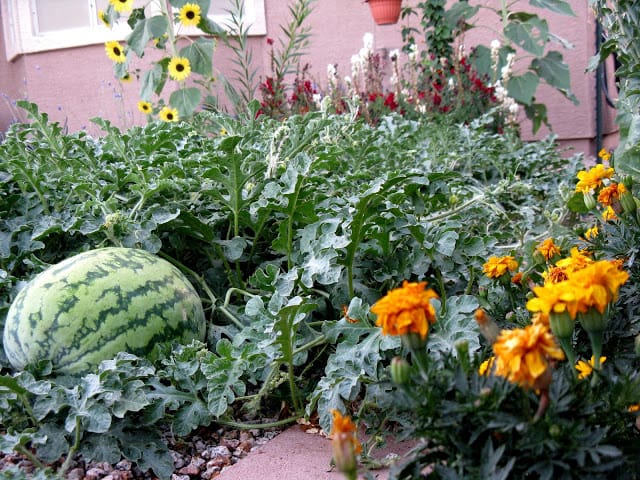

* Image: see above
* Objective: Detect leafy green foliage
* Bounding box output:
[0,101,582,475]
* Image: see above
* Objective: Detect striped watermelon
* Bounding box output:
[2,247,206,375]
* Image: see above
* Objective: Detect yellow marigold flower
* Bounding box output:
[168,57,191,81]
[584,225,599,241]
[105,41,126,63]
[179,3,202,27]
[526,281,580,319]
[603,205,617,221]
[575,163,615,193]
[330,409,362,479]
[569,260,629,314]
[597,182,626,207]
[137,100,152,114]
[536,238,561,262]
[120,72,132,83]
[555,247,593,274]
[371,281,438,340]
[98,10,110,27]
[575,356,606,380]
[109,0,133,13]
[493,323,565,390]
[159,106,179,122]
[478,356,495,376]
[628,404,640,413]
[482,255,518,279]
[598,148,611,162]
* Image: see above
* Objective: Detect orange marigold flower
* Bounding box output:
[575,163,614,193]
[543,266,569,284]
[628,404,640,413]
[330,409,362,478]
[371,281,438,339]
[569,260,629,314]
[482,255,518,279]
[555,247,593,274]
[493,323,565,390]
[536,238,561,262]
[597,182,626,207]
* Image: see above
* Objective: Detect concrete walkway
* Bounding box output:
[216,425,415,480]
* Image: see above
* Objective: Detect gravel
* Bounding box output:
[0,426,284,479]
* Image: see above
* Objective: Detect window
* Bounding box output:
[3,0,266,61]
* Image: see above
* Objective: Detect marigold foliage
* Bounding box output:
[371,281,438,340]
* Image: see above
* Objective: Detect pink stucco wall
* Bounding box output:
[0,0,620,156]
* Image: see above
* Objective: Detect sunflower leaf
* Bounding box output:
[180,39,214,77]
[127,16,169,57]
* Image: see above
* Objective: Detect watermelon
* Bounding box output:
[2,247,206,375]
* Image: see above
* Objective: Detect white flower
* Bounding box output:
[313,93,322,106]
[490,39,501,50]
[327,63,337,78]
[362,32,374,52]
[344,76,352,85]
[408,43,418,62]
[389,49,400,62]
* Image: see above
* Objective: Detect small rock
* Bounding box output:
[170,450,186,469]
[201,466,221,480]
[237,439,254,452]
[115,459,132,471]
[207,455,231,469]
[171,475,190,480]
[220,438,240,450]
[66,467,85,480]
[177,463,201,476]
[84,465,110,480]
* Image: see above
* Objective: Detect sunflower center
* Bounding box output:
[187,11,195,19]
[167,113,174,120]
[176,64,185,72]
[113,47,121,56]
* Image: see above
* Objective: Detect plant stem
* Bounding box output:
[59,416,82,475]
[216,415,299,430]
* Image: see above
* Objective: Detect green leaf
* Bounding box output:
[127,15,169,57]
[504,16,548,56]
[428,295,481,358]
[35,424,69,463]
[507,72,540,105]
[135,442,174,480]
[531,51,570,90]
[180,39,215,76]
[140,62,167,100]
[82,433,122,464]
[529,0,575,16]
[202,339,249,417]
[170,87,201,118]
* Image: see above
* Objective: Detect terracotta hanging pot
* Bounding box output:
[366,0,402,25]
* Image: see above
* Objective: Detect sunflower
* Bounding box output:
[105,41,126,63]
[137,100,152,114]
[492,323,565,390]
[98,10,110,27]
[159,106,179,122]
[371,281,438,340]
[109,0,133,13]
[179,3,202,27]
[168,57,191,81]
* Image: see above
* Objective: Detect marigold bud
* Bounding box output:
[390,356,411,385]
[620,190,637,215]
[583,192,596,210]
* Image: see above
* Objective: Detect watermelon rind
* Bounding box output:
[2,247,206,375]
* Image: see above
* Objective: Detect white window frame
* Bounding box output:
[3,0,266,62]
